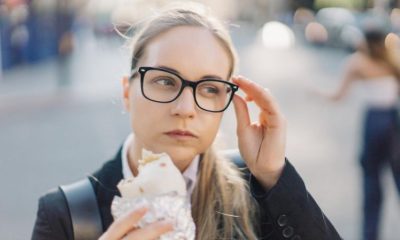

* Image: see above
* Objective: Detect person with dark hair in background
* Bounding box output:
[327,28,400,240]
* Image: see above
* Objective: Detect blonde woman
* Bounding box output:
[32,3,341,240]
[327,28,400,240]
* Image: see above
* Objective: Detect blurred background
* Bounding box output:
[1,0,400,239]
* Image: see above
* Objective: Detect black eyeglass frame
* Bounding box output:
[133,66,239,113]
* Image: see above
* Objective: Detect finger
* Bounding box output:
[245,95,253,101]
[124,219,174,240]
[233,94,250,133]
[232,76,281,116]
[103,206,148,240]
[259,111,268,127]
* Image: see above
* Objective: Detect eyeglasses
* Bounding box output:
[133,66,239,112]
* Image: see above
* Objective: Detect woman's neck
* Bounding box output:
[127,141,140,177]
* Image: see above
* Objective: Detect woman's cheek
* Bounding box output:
[130,98,153,135]
[202,116,222,146]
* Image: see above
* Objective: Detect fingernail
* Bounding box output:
[134,205,149,215]
[161,219,174,227]
[135,201,149,209]
[232,78,240,85]
[137,206,148,213]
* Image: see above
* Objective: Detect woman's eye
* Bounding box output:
[155,78,175,86]
[205,86,219,94]
[200,85,220,95]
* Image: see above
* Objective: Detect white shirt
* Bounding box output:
[121,134,199,197]
[358,76,399,109]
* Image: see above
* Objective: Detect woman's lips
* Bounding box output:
[164,130,197,140]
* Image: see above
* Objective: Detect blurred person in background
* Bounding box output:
[32,2,342,240]
[326,28,400,240]
[55,0,75,87]
[0,0,77,71]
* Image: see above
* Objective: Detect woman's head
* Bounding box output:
[360,28,400,79]
[122,3,238,170]
[363,28,387,60]
[129,3,238,79]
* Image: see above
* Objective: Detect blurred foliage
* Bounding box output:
[315,0,365,9]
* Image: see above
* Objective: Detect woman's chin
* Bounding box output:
[158,147,199,170]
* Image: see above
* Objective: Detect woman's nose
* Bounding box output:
[170,88,196,118]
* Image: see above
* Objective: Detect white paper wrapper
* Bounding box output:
[111,192,195,240]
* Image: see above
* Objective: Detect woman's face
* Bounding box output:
[123,26,232,170]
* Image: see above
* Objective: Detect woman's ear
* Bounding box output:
[122,76,131,112]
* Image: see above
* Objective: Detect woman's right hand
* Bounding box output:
[99,206,174,240]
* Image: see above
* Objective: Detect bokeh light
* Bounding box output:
[385,32,400,50]
[305,21,328,44]
[262,21,295,50]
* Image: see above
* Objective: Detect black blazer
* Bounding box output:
[32,148,342,240]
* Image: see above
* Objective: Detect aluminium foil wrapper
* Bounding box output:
[111,192,195,240]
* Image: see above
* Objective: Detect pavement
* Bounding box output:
[1,25,399,240]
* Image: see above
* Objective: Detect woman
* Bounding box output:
[32,3,341,240]
[327,28,400,240]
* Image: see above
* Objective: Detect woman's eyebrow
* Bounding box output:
[202,75,224,80]
[157,65,224,80]
[158,65,180,74]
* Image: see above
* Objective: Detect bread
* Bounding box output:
[117,149,187,198]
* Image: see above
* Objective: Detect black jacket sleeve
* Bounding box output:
[31,188,73,240]
[250,159,342,240]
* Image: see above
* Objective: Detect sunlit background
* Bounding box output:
[1,0,400,239]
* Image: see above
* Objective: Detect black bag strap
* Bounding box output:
[60,177,103,240]
[60,150,246,240]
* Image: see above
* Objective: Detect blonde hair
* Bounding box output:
[192,146,259,239]
[127,2,238,79]
[123,2,258,239]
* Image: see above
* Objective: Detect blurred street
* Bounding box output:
[1,16,400,240]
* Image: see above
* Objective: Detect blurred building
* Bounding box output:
[3,0,398,72]
[0,0,85,71]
